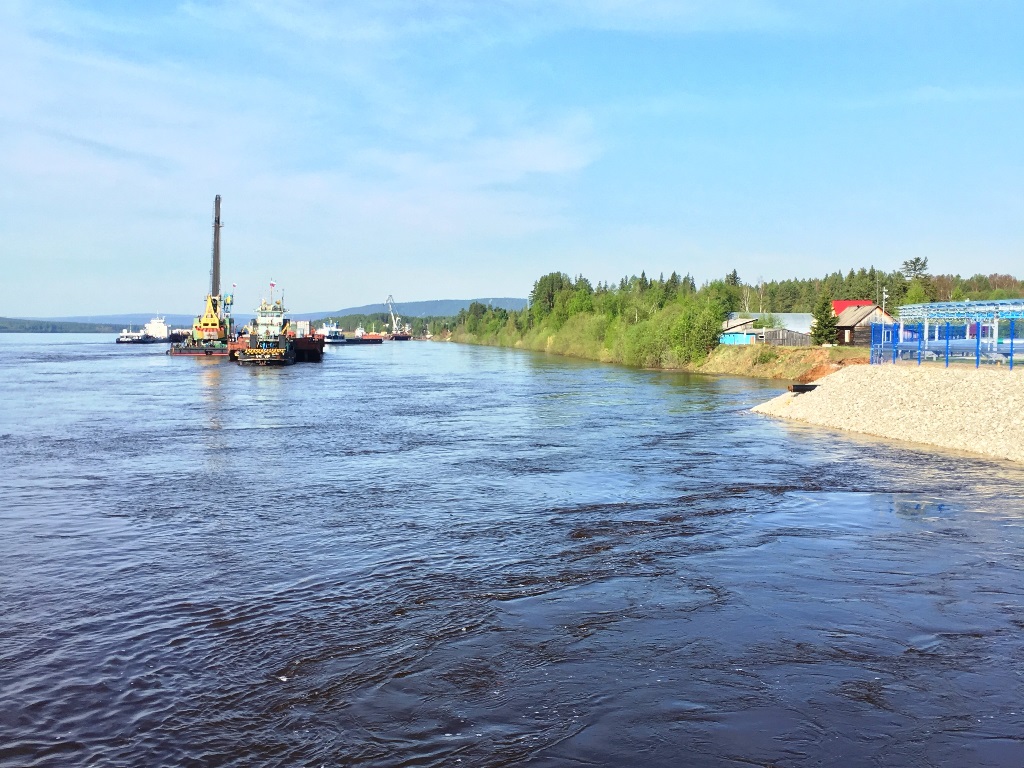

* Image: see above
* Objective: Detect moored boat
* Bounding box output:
[343,325,383,345]
[236,291,325,366]
[116,316,171,344]
[318,321,347,344]
[237,297,297,366]
[116,327,158,344]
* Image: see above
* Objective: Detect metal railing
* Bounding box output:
[870,321,1018,369]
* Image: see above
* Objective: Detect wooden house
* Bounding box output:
[833,303,893,346]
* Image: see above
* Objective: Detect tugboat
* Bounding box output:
[237,295,296,366]
[318,321,347,344]
[116,325,157,344]
[168,195,235,357]
[116,317,170,344]
[236,286,325,366]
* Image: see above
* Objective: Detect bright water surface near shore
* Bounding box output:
[3,333,1024,767]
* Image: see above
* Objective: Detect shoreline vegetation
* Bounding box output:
[446,268,1023,463]
[446,269,889,380]
[447,266,1023,380]
[0,317,121,333]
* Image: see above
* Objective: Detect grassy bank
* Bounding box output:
[695,344,870,382]
[448,330,870,383]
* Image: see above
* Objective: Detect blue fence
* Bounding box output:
[871,321,1018,369]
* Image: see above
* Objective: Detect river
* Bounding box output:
[2,334,1023,767]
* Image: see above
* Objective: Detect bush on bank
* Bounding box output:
[450,271,727,369]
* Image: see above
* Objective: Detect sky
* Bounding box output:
[2,0,1022,317]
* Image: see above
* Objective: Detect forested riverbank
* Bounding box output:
[448,270,876,379]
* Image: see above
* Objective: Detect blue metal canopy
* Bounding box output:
[897,299,1024,322]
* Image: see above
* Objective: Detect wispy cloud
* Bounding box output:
[4,0,1021,314]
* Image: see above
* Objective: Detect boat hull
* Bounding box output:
[117,336,161,344]
[343,337,384,345]
[294,336,325,362]
[167,343,231,357]
[236,347,297,366]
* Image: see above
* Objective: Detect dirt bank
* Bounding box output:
[752,364,1024,463]
[697,345,869,381]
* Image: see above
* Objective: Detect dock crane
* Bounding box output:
[384,295,412,340]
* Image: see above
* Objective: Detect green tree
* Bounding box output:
[529,272,570,320]
[901,257,929,280]
[903,279,930,305]
[811,294,838,345]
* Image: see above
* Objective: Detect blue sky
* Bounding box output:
[2,0,1022,316]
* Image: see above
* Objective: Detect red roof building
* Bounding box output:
[832,299,875,316]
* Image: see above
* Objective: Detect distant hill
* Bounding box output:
[20,313,197,328]
[9,298,529,330]
[292,297,528,321]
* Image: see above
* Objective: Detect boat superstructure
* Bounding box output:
[237,295,295,366]
[318,321,347,344]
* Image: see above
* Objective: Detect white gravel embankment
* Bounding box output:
[752,364,1024,463]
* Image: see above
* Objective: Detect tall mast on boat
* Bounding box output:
[211,194,222,299]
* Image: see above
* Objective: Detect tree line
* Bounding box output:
[739,260,1024,315]
[0,317,121,333]
[451,260,1024,366]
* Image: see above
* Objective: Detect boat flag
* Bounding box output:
[270,280,276,289]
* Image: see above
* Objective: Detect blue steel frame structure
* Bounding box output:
[871,299,1024,369]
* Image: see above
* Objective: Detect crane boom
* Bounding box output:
[385,295,398,332]
[211,195,222,298]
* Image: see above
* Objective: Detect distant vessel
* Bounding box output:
[236,289,325,366]
[343,325,384,345]
[116,327,156,344]
[318,321,347,344]
[385,295,412,341]
[116,316,170,344]
[168,195,235,358]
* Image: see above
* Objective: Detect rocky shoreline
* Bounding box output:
[752,364,1024,463]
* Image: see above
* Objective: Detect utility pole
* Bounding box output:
[882,286,889,316]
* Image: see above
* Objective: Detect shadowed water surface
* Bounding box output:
[2,334,1024,767]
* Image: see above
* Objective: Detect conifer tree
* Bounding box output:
[811,294,838,345]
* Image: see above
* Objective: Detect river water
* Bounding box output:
[2,334,1024,767]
